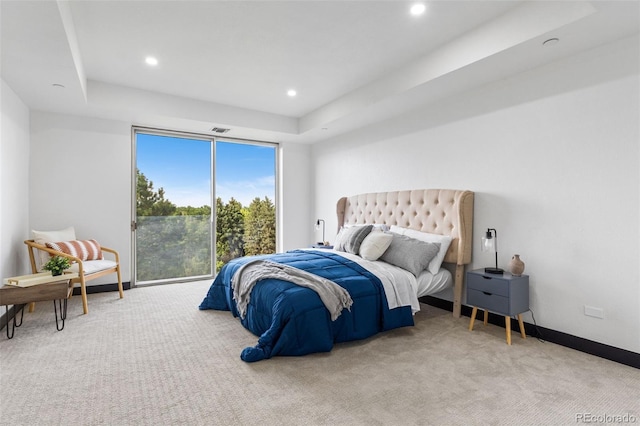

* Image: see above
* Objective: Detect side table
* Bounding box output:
[1,272,78,338]
[466,269,529,345]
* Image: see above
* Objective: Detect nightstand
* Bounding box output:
[466,269,529,345]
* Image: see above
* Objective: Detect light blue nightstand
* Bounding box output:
[467,269,529,345]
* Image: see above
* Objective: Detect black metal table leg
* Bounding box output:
[5,305,24,339]
[53,298,67,331]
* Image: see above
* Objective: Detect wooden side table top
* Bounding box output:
[0,272,78,306]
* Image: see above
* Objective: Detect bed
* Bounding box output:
[200,189,474,362]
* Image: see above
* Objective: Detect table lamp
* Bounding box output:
[481,228,503,274]
[315,219,325,245]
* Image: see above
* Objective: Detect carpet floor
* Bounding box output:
[0,281,638,425]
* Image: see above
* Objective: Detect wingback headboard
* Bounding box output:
[336,189,474,317]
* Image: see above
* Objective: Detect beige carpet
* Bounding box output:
[1,281,638,426]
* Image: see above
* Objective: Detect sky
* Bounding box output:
[136,133,275,208]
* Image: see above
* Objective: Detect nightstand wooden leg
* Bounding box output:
[517,314,526,339]
[469,307,478,331]
[505,316,512,345]
[483,310,489,326]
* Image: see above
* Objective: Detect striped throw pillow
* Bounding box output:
[46,239,104,261]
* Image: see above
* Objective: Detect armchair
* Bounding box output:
[25,228,123,314]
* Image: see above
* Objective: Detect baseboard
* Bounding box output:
[0,282,131,330]
[71,281,131,296]
[421,296,640,370]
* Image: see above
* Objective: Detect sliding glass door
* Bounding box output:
[133,129,277,285]
[134,130,214,284]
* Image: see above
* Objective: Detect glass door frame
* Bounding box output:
[131,126,280,288]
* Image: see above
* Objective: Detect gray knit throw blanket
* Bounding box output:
[232,259,353,321]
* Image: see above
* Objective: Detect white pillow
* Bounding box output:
[359,232,393,261]
[32,226,76,270]
[389,225,452,274]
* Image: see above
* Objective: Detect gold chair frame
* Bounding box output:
[25,240,123,314]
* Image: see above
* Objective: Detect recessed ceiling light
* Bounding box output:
[543,38,560,47]
[145,56,158,66]
[287,89,297,97]
[410,3,426,16]
[52,83,65,89]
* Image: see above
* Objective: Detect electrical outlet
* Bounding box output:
[584,305,604,319]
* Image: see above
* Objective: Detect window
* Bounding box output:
[133,128,278,284]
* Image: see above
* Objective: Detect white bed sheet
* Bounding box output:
[416,268,453,298]
[308,248,421,314]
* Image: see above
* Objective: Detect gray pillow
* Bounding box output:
[334,225,373,255]
[379,233,440,276]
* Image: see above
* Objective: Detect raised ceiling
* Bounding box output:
[2,1,638,143]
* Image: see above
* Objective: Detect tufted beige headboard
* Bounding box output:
[336,189,474,318]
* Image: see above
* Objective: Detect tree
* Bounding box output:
[136,169,176,216]
[136,168,276,277]
[136,169,183,280]
[216,197,245,271]
[243,197,276,256]
[176,205,211,216]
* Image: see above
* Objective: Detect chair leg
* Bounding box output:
[80,276,89,315]
[116,265,124,299]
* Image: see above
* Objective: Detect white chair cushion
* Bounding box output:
[69,259,117,275]
[32,226,76,269]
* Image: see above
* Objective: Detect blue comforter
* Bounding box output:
[199,250,414,362]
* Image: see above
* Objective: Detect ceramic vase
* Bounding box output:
[508,254,525,276]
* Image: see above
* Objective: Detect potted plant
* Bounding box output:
[43,256,71,276]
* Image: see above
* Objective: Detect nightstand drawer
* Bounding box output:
[467,289,509,314]
[466,273,509,297]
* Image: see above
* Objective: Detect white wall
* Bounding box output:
[279,141,313,251]
[310,37,640,353]
[29,113,132,285]
[0,78,31,280]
